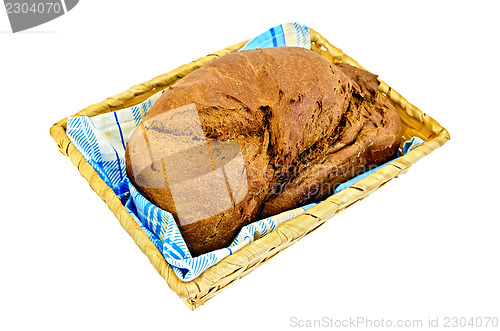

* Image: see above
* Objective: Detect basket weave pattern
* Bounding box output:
[50,28,450,310]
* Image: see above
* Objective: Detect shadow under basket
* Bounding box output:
[49,27,450,310]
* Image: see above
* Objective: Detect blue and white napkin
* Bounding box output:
[66,22,424,282]
[240,22,310,50]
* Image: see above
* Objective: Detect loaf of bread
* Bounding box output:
[125,47,402,256]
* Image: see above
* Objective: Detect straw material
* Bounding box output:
[50,28,450,310]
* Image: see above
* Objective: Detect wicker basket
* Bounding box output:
[49,27,450,310]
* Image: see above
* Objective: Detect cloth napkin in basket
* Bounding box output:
[66,22,424,282]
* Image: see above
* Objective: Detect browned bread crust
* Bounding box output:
[126,47,401,256]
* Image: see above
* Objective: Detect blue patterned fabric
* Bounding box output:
[66,22,425,282]
[240,22,310,51]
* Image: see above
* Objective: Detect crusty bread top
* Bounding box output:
[125,47,401,255]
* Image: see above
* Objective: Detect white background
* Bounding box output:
[1,1,499,330]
